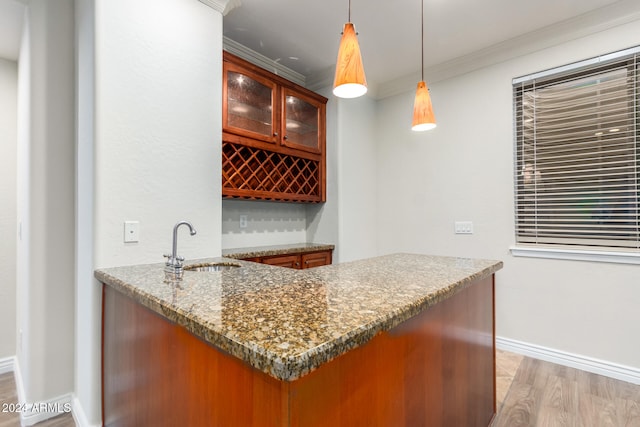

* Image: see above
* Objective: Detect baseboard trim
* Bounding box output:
[497,336,640,385]
[71,395,101,427]
[0,356,15,375]
[19,393,73,426]
[13,358,74,426]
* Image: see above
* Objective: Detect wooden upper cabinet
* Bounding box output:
[222,51,327,203]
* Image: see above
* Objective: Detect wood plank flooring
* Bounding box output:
[1,350,639,426]
[496,349,525,407]
[493,353,640,427]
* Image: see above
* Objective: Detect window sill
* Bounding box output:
[510,246,640,265]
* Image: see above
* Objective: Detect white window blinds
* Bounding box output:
[513,48,640,251]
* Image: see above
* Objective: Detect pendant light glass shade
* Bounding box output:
[333,22,367,98]
[412,0,436,131]
[412,81,436,131]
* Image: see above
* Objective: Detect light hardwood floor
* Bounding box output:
[493,351,640,427]
[1,350,639,426]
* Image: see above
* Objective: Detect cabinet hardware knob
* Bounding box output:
[273,132,278,136]
[283,135,288,140]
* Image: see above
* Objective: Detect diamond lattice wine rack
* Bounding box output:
[222,142,322,202]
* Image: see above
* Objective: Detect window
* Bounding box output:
[513,47,640,254]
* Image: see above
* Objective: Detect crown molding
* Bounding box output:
[305,66,334,93]
[198,0,236,15]
[223,37,306,86]
[376,0,640,100]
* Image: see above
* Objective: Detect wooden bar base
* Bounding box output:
[102,275,495,426]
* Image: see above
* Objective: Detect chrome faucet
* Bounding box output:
[164,221,197,277]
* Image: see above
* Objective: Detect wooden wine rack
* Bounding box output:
[222,141,323,203]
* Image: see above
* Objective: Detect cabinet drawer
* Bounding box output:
[261,254,300,269]
[240,249,333,269]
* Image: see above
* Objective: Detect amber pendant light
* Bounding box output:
[411,0,436,131]
[333,0,367,98]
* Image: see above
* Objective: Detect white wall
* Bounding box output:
[94,0,224,268]
[0,58,17,360]
[335,95,378,262]
[376,19,640,370]
[15,0,30,392]
[15,0,76,414]
[88,1,225,423]
[307,86,340,259]
[75,0,100,424]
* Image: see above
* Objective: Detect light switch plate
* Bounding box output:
[454,221,474,234]
[124,221,140,242]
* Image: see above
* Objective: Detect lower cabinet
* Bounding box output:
[245,250,332,269]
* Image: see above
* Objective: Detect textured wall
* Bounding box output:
[0,58,17,361]
[222,200,307,249]
[94,0,223,268]
[375,18,640,370]
[15,0,75,408]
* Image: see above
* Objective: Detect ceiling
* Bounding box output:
[223,0,629,89]
[0,0,634,82]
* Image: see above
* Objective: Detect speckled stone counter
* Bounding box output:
[222,242,335,259]
[95,253,502,381]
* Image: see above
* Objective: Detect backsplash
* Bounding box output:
[222,199,307,248]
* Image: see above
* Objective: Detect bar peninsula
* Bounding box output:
[96,253,502,426]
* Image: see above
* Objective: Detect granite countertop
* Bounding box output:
[95,253,502,381]
[222,242,335,259]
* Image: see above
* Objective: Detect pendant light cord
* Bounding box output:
[420,0,424,81]
[348,0,351,22]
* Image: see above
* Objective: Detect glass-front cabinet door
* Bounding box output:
[223,62,278,143]
[281,88,324,154]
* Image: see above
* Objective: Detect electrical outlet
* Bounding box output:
[239,215,248,229]
[454,221,474,234]
[124,221,140,242]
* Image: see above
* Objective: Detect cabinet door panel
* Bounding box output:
[281,88,323,154]
[223,63,277,143]
[301,251,332,269]
[262,254,300,269]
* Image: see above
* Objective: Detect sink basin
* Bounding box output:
[184,262,241,272]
